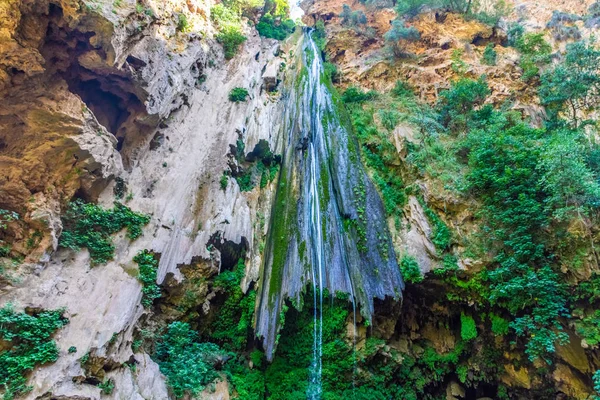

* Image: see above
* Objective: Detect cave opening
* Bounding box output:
[40,2,147,156]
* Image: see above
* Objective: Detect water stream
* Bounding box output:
[256,30,405,397]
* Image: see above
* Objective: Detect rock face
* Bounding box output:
[0,0,288,398]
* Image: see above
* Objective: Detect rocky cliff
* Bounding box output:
[2,0,600,399]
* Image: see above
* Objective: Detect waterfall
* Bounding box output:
[256,30,405,391]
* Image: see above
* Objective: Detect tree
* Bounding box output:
[340,4,352,23]
[539,40,600,127]
[384,20,420,58]
[437,76,490,132]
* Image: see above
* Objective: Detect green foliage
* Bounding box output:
[384,19,420,57]
[312,20,327,52]
[220,173,229,190]
[438,76,490,132]
[399,254,423,283]
[593,370,600,398]
[229,87,249,102]
[59,200,150,264]
[217,28,247,60]
[0,305,68,400]
[256,14,295,40]
[490,314,509,336]
[98,379,115,395]
[0,209,18,257]
[340,4,367,28]
[539,40,600,127]
[341,86,378,103]
[466,115,570,361]
[515,33,551,82]
[113,177,125,199]
[177,13,189,32]
[481,43,497,66]
[460,313,477,341]
[210,258,256,351]
[154,322,226,398]
[133,250,161,308]
[68,346,77,354]
[422,203,452,252]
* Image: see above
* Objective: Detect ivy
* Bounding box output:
[0,305,68,400]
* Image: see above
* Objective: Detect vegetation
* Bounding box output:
[256,14,295,40]
[0,305,68,399]
[229,87,249,102]
[514,32,551,82]
[133,250,161,308]
[399,255,423,283]
[539,39,600,127]
[383,19,420,57]
[60,200,150,264]
[481,43,497,66]
[153,322,226,398]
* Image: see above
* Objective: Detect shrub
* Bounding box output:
[391,80,413,98]
[481,43,497,66]
[220,173,229,190]
[154,322,226,398]
[460,313,477,340]
[0,305,68,399]
[400,254,423,283]
[229,87,249,102]
[134,250,161,308]
[438,76,489,132]
[256,14,295,40]
[68,346,77,354]
[539,40,600,127]
[98,379,115,395]
[490,314,509,336]
[217,28,247,59]
[341,86,378,103]
[177,13,189,32]
[60,200,150,264]
[515,33,551,82]
[384,19,420,57]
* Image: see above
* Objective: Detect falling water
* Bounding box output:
[256,29,405,396]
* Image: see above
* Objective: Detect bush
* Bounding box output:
[391,80,413,98]
[481,43,497,66]
[0,305,68,399]
[384,19,420,57]
[490,314,509,336]
[229,87,249,102]
[341,86,378,103]
[177,13,189,32]
[60,200,150,264]
[400,255,423,283]
[256,14,295,40]
[134,250,161,308]
[438,76,489,132]
[515,33,551,82]
[154,322,226,398]
[217,28,247,59]
[220,173,229,190]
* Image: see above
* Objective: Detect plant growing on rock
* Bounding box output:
[229,87,249,102]
[481,43,497,66]
[153,322,226,398]
[60,199,150,264]
[384,19,420,58]
[0,305,68,399]
[134,250,161,308]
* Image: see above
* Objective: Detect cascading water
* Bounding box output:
[256,29,405,397]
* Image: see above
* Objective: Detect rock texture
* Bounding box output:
[0,0,288,398]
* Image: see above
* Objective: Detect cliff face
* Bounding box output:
[0,0,288,398]
[2,0,600,398]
